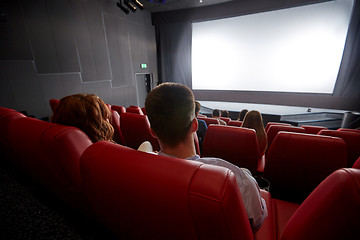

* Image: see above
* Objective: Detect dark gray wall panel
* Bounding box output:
[111,86,137,107]
[82,81,112,104]
[104,13,134,87]
[0,0,33,60]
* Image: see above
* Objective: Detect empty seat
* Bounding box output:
[120,112,160,151]
[49,99,60,112]
[111,105,126,115]
[318,129,360,167]
[281,168,360,240]
[202,125,262,174]
[263,132,347,203]
[338,128,360,133]
[301,125,328,135]
[265,122,291,132]
[126,105,144,115]
[9,117,92,208]
[198,116,220,126]
[266,125,306,149]
[228,120,243,127]
[80,141,255,239]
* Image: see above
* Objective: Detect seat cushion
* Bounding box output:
[272,199,300,240]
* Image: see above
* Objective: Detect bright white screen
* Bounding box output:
[192,0,354,93]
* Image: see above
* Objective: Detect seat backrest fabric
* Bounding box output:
[0,107,16,116]
[281,168,360,240]
[265,122,291,132]
[202,125,261,174]
[110,110,126,145]
[267,125,305,149]
[9,117,92,207]
[80,141,253,240]
[49,99,59,112]
[120,112,160,151]
[263,132,347,203]
[319,129,360,167]
[228,120,243,127]
[301,125,328,135]
[126,106,144,115]
[198,116,220,126]
[111,105,126,115]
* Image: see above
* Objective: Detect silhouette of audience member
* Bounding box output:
[241,110,268,156]
[145,83,267,229]
[195,101,207,152]
[238,109,248,121]
[221,110,230,118]
[212,109,227,125]
[51,93,114,143]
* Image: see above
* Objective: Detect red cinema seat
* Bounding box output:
[228,120,243,127]
[281,168,360,240]
[263,132,347,203]
[126,105,144,115]
[0,107,16,116]
[111,105,126,115]
[9,117,92,208]
[80,141,255,240]
[338,128,360,133]
[353,156,360,169]
[120,112,160,151]
[300,125,328,135]
[220,117,231,124]
[266,125,306,149]
[110,110,126,145]
[202,125,262,174]
[49,99,60,112]
[318,129,360,167]
[141,107,146,115]
[265,122,291,132]
[198,116,220,126]
[0,110,26,155]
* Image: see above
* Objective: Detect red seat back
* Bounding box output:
[202,125,261,174]
[338,128,360,133]
[110,110,126,145]
[301,125,327,135]
[353,156,360,169]
[120,112,160,151]
[111,105,126,115]
[267,125,306,149]
[80,141,253,239]
[228,120,243,127]
[263,132,347,202]
[318,129,360,167]
[126,105,144,115]
[49,99,60,112]
[9,117,92,208]
[198,116,219,126]
[265,122,291,132]
[281,168,360,240]
[0,107,16,116]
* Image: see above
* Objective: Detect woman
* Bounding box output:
[241,110,268,156]
[51,93,114,142]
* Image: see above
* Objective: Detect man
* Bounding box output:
[145,82,267,229]
[212,109,227,125]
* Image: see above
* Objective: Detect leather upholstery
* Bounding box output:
[281,168,360,240]
[0,110,26,155]
[80,141,254,240]
[228,120,243,127]
[126,105,144,115]
[202,125,262,174]
[110,110,126,145]
[111,105,126,115]
[265,122,291,132]
[319,129,360,167]
[198,116,220,126]
[120,112,160,151]
[8,117,92,208]
[266,125,305,149]
[338,128,360,133]
[263,132,347,202]
[353,156,360,169]
[300,125,327,134]
[49,99,59,112]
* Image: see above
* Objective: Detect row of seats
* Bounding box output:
[1,106,360,239]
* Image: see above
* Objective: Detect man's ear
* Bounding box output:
[150,128,157,138]
[191,118,198,133]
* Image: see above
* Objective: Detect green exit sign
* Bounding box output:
[140,63,147,69]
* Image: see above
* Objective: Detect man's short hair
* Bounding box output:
[212,109,221,117]
[145,83,195,147]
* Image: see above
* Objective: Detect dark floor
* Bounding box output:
[0,155,119,240]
